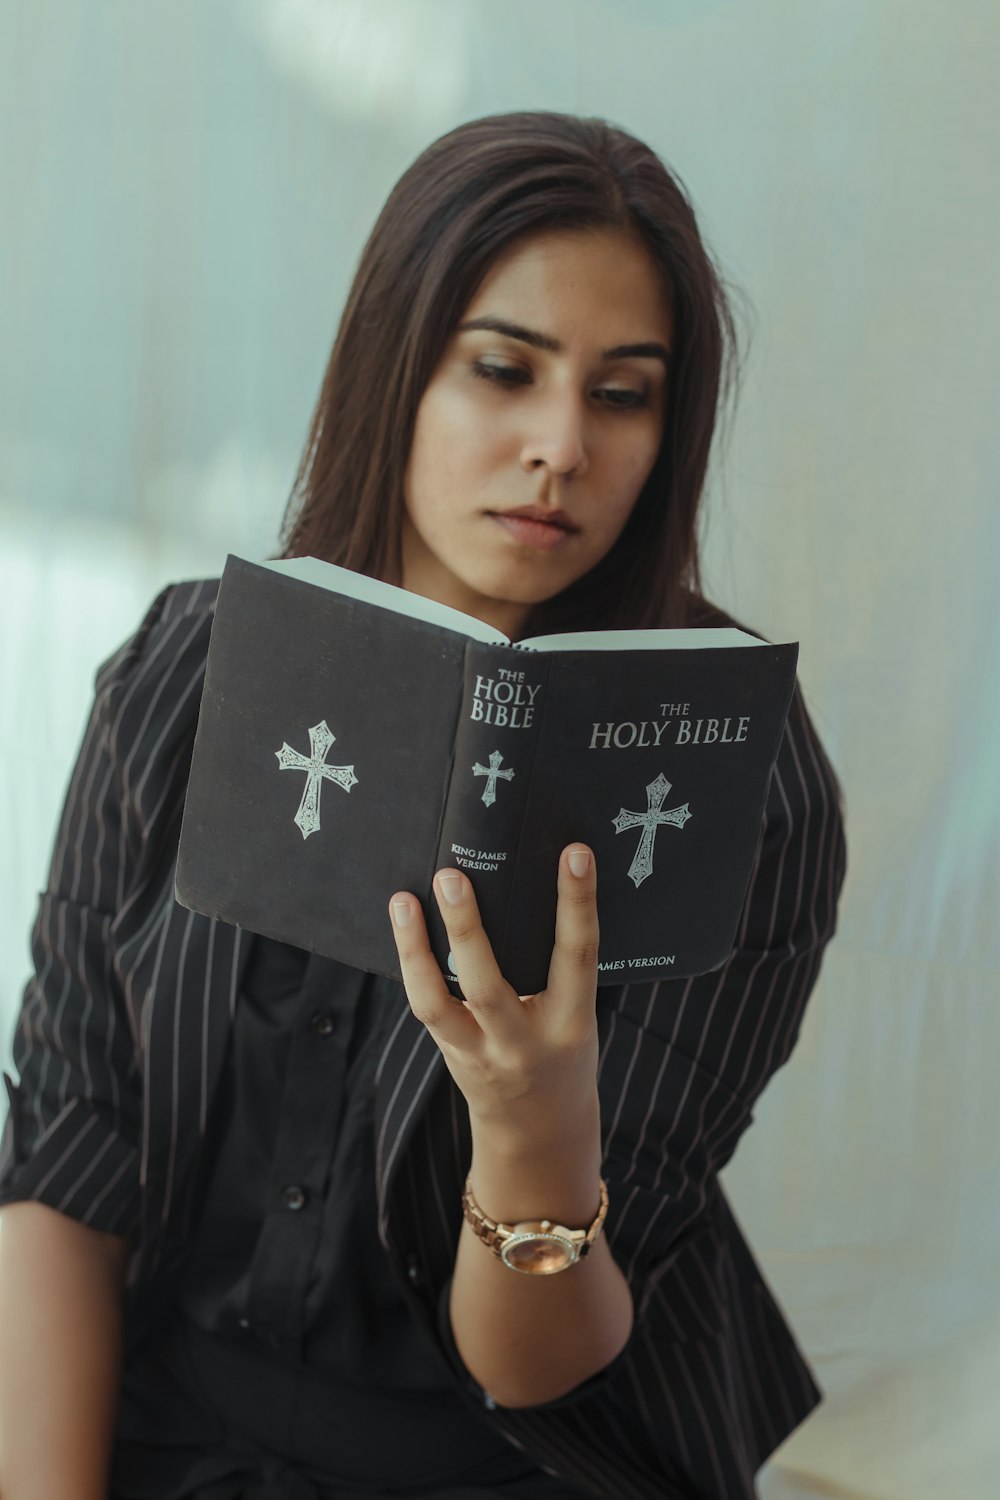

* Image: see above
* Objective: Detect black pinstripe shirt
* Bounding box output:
[0,578,847,1500]
[174,939,419,1370]
[111,937,589,1495]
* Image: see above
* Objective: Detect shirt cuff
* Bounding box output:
[0,1072,140,1241]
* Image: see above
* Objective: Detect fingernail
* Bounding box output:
[392,901,412,927]
[568,848,590,878]
[438,873,464,905]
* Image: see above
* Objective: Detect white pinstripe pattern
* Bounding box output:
[0,579,847,1500]
[22,1098,77,1164]
[80,1146,137,1230]
[30,1110,98,1200]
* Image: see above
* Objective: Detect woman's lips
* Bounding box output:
[488,513,575,550]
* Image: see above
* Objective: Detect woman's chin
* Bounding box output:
[464,552,582,603]
[467,577,571,615]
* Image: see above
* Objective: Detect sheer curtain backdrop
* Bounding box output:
[2,3,997,1498]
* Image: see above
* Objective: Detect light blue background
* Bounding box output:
[2,3,998,1495]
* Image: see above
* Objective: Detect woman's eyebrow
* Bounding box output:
[455,316,671,366]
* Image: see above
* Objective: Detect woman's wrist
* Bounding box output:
[467,1087,601,1155]
[467,1101,604,1228]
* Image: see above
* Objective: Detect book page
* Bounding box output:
[262,556,508,644]
[522,626,774,652]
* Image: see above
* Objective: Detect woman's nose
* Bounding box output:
[519,395,589,477]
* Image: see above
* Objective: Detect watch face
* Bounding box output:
[502,1234,576,1274]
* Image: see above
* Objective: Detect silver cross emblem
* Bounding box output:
[472,749,515,808]
[275,719,358,838]
[612,772,691,887]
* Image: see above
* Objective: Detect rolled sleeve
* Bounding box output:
[0,1074,140,1238]
[0,592,175,1242]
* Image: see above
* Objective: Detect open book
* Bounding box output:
[175,555,799,994]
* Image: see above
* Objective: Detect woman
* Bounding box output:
[0,112,846,1499]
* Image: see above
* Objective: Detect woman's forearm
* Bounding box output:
[0,1201,132,1500]
[448,1106,633,1409]
[391,848,630,1408]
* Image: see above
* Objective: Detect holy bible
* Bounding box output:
[174,555,799,996]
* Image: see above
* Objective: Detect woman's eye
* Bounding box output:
[471,361,530,386]
[470,361,649,411]
[597,387,649,410]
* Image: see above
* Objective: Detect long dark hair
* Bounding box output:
[279,110,744,634]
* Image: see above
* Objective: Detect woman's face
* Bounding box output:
[401,227,674,638]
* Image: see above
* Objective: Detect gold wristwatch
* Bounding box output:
[461,1176,609,1274]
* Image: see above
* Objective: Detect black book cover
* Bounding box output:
[176,555,798,994]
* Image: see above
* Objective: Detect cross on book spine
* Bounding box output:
[472,749,515,807]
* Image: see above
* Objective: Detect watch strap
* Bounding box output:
[461,1176,609,1265]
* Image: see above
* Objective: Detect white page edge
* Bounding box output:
[259,556,507,643]
[254,557,791,651]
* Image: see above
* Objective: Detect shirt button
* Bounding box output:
[406,1254,425,1289]
[310,1012,335,1037]
[281,1184,307,1211]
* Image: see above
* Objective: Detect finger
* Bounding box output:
[431,868,522,1040]
[544,844,600,1000]
[388,892,478,1051]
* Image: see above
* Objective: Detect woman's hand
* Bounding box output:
[387,844,600,1149]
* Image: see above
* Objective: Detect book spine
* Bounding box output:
[428,642,551,995]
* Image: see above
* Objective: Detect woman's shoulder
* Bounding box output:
[95,577,218,698]
[95,577,220,695]
[93,578,221,799]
